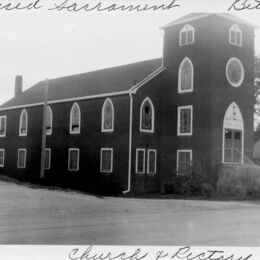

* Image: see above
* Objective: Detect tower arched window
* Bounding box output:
[223,102,244,164]
[140,97,155,133]
[101,98,114,132]
[179,24,194,46]
[19,109,28,136]
[229,24,242,47]
[46,106,53,135]
[178,57,194,93]
[70,103,81,134]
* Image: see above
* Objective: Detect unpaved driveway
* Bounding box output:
[0,181,259,245]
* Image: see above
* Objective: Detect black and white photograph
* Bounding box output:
[0,0,260,259]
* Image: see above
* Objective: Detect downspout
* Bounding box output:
[123,90,133,194]
[40,79,49,179]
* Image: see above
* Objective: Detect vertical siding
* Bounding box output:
[0,106,43,181]
[0,15,255,195]
[131,74,164,194]
[0,95,130,193]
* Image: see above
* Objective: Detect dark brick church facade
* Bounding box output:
[0,13,256,194]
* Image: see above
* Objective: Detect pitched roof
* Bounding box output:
[161,13,257,29]
[1,58,162,108]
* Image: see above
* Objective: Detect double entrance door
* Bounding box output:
[224,128,242,163]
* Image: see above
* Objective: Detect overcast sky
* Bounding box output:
[0,0,260,104]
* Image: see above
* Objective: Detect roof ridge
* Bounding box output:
[1,58,162,108]
[47,58,162,83]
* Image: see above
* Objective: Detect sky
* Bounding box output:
[0,0,260,104]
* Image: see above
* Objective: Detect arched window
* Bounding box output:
[179,24,194,46]
[140,97,155,133]
[46,106,53,135]
[19,109,28,136]
[102,98,114,132]
[229,24,242,47]
[70,103,81,134]
[223,102,244,164]
[178,57,194,93]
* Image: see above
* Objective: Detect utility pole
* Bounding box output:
[40,79,49,179]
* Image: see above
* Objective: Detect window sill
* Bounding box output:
[178,90,193,94]
[102,130,114,133]
[229,42,242,47]
[177,133,192,136]
[140,129,154,134]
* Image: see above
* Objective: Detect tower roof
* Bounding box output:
[161,13,258,29]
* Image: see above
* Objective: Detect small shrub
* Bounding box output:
[162,182,174,194]
[233,184,247,200]
[201,182,214,198]
[172,175,187,194]
[217,164,260,199]
[181,182,191,197]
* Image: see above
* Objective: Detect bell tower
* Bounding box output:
[160,13,255,176]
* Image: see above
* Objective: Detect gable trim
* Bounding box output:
[0,90,130,112]
[131,66,165,93]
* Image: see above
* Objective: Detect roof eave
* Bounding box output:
[160,13,211,30]
[217,13,258,28]
[161,13,258,30]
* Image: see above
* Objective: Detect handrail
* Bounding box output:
[233,148,255,165]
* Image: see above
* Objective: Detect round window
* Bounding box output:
[226,58,244,87]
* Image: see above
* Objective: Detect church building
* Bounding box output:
[0,13,256,194]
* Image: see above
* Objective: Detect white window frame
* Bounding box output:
[229,24,242,47]
[140,97,155,133]
[147,149,157,174]
[0,116,6,137]
[46,106,53,136]
[179,24,195,46]
[177,105,193,136]
[19,109,28,136]
[44,148,51,170]
[17,148,26,169]
[101,98,114,132]
[0,149,5,167]
[178,57,194,93]
[226,57,244,88]
[100,148,113,173]
[69,103,81,134]
[176,149,192,174]
[222,102,244,164]
[68,148,80,171]
[135,148,146,174]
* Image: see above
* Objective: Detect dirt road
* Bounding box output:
[0,181,259,245]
